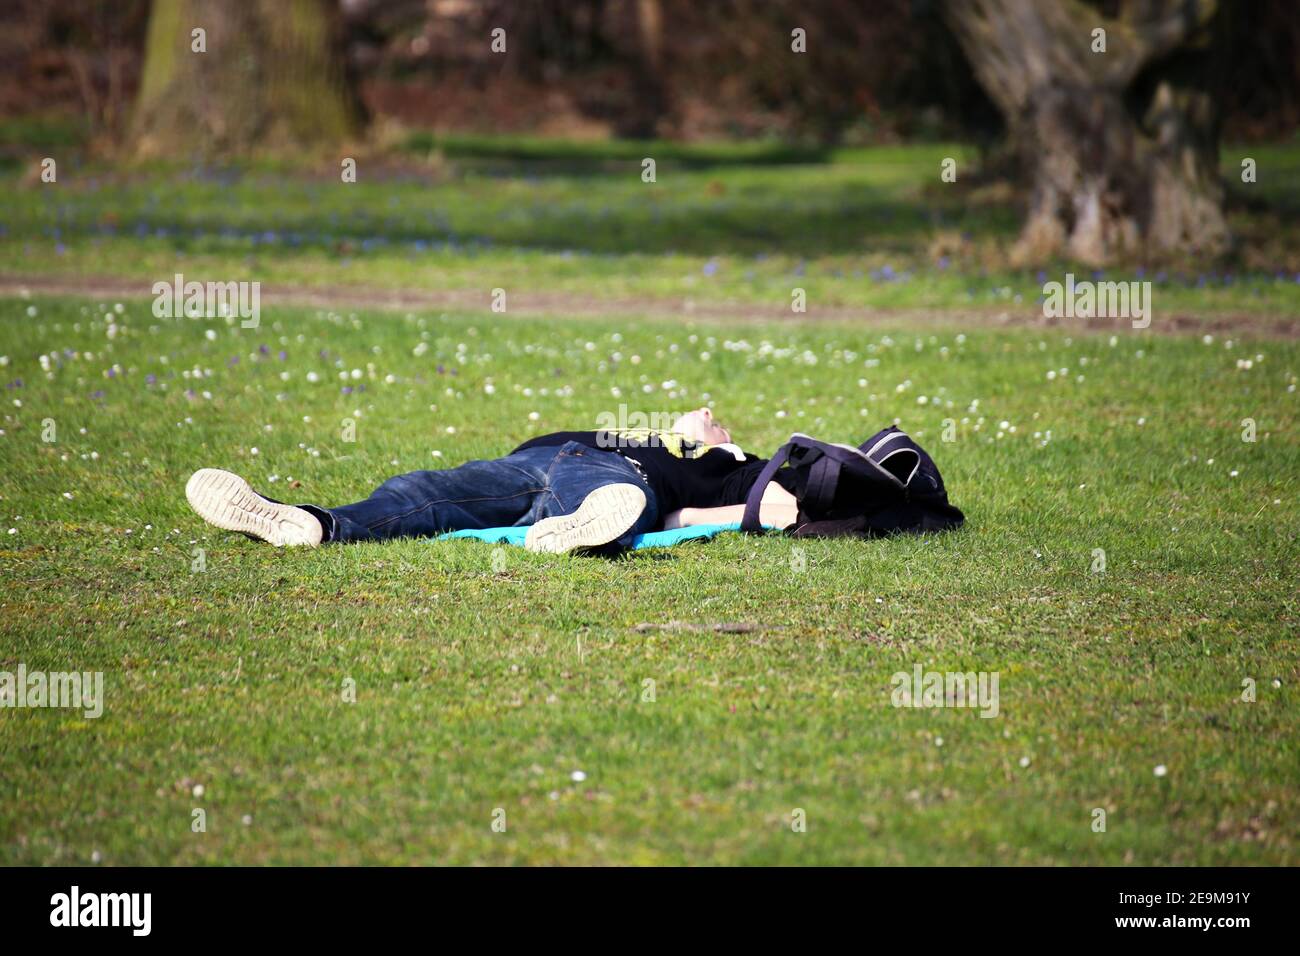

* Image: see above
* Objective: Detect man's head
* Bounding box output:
[671,406,731,445]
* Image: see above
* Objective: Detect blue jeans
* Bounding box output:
[301,441,659,546]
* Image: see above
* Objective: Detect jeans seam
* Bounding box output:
[543,454,568,512]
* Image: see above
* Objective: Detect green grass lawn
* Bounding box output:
[4,137,1300,317]
[1,295,1296,864]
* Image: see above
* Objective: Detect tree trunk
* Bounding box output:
[944,0,1229,264]
[614,0,668,138]
[130,0,362,159]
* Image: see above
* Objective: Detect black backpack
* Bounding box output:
[741,427,964,538]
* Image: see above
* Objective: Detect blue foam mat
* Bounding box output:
[439,522,768,549]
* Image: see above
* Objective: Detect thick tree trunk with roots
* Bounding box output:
[130,0,362,159]
[945,0,1229,264]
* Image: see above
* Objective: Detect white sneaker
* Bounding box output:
[524,483,646,554]
[185,468,323,547]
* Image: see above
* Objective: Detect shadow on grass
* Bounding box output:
[402,131,833,172]
[6,167,1017,259]
[4,134,1296,262]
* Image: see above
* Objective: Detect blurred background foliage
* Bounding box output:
[2,0,1295,154]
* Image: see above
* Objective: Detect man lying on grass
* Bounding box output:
[186,407,800,554]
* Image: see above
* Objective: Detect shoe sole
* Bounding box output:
[525,483,646,554]
[185,468,322,547]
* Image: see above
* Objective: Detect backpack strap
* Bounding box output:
[740,441,793,533]
[802,455,841,516]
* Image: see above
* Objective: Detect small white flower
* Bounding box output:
[1019,756,1031,768]
[570,770,587,783]
[1153,764,1168,778]
[192,783,205,797]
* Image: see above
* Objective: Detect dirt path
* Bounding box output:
[2,272,1295,337]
